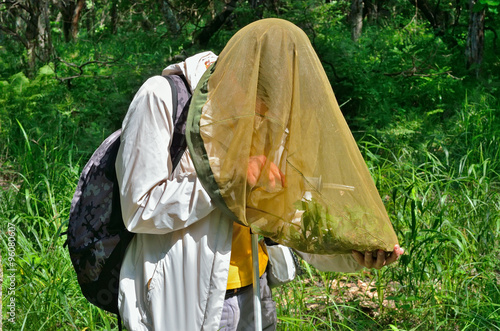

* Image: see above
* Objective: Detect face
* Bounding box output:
[255,96,268,116]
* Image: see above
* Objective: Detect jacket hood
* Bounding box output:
[162,51,218,90]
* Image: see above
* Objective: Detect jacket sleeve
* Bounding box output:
[115,76,216,234]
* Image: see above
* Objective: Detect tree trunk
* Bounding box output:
[71,0,86,40]
[57,0,75,42]
[24,0,52,73]
[350,0,363,41]
[25,1,38,73]
[140,11,153,31]
[85,1,96,36]
[193,0,239,47]
[55,0,84,42]
[407,0,446,34]
[0,0,51,74]
[110,0,119,34]
[364,0,378,23]
[465,0,485,76]
[159,0,180,35]
[38,0,52,62]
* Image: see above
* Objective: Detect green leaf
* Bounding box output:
[37,64,55,76]
[10,72,30,93]
[479,0,500,6]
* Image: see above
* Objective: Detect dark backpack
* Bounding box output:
[65,75,192,314]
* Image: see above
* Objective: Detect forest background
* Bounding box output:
[0,0,499,330]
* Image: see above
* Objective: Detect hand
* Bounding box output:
[352,244,404,270]
[247,155,285,189]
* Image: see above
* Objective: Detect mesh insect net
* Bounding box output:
[187,18,398,254]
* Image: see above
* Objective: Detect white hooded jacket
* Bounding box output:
[116,51,233,331]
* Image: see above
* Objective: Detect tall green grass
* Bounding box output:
[4,87,497,330]
[272,91,500,330]
[0,118,120,330]
[1,17,499,331]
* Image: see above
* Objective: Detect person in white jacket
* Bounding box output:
[116,51,277,330]
[116,20,404,331]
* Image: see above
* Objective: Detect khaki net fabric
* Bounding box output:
[187,18,398,254]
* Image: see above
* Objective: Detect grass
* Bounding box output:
[2,89,499,330]
[0,124,119,330]
[273,90,500,330]
[1,20,499,330]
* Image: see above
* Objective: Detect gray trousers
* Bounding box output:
[218,271,277,331]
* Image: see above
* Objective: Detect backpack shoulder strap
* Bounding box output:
[163,74,192,170]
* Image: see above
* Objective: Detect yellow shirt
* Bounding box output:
[227,223,269,290]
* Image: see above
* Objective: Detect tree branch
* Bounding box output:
[384,66,462,80]
[193,0,239,47]
[0,0,31,13]
[54,56,120,87]
[0,25,28,48]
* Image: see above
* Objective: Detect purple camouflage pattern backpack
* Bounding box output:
[65,75,191,315]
